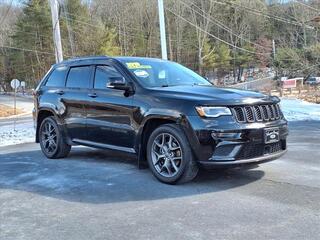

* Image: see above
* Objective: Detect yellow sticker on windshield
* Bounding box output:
[126,62,141,69]
[126,62,152,69]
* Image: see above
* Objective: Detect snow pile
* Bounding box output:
[0,122,35,147]
[280,98,320,121]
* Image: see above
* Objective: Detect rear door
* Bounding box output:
[37,65,68,124]
[86,63,135,151]
[63,65,93,141]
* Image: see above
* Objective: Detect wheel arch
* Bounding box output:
[136,115,194,168]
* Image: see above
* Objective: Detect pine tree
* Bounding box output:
[9,0,54,87]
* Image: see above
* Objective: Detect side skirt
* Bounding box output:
[72,139,136,154]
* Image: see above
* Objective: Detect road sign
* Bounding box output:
[10,79,20,131]
[21,81,26,88]
[10,79,20,89]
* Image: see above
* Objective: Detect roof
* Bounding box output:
[115,56,168,63]
[54,56,168,67]
[60,55,110,64]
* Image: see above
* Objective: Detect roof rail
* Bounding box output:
[62,55,110,63]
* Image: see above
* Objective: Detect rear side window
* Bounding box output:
[94,65,123,89]
[45,66,68,87]
[66,66,91,88]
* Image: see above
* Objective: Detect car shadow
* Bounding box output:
[0,146,265,204]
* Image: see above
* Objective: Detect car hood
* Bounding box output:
[150,85,278,105]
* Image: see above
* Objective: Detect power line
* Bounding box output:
[0,0,14,27]
[166,7,269,56]
[293,1,319,13]
[61,14,190,44]
[63,11,201,46]
[0,45,55,55]
[209,0,314,29]
[176,0,271,51]
[59,0,75,56]
[230,0,314,29]
[63,17,159,42]
[3,29,49,39]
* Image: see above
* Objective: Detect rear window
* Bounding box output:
[45,66,68,87]
[66,66,91,89]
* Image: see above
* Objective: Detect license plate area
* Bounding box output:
[264,127,280,144]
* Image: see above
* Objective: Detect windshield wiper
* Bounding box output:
[193,83,210,86]
[161,84,169,87]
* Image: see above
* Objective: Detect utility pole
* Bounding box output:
[272,39,276,60]
[49,0,63,63]
[158,0,168,60]
[272,39,278,80]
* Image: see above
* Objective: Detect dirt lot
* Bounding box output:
[0,104,24,117]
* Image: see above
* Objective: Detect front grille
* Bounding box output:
[236,140,286,160]
[244,106,254,122]
[231,104,282,123]
[234,107,245,122]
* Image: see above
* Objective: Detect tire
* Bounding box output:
[146,124,199,184]
[39,116,71,159]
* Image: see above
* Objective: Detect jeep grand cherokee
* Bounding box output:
[33,56,288,184]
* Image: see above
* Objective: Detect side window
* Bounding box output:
[94,65,123,89]
[66,66,91,89]
[45,66,68,87]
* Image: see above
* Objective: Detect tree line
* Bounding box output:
[1,0,320,90]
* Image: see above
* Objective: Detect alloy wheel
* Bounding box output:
[151,133,182,177]
[41,121,58,154]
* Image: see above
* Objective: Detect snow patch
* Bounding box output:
[280,98,320,121]
[0,122,35,147]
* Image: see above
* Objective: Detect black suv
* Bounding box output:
[33,56,288,184]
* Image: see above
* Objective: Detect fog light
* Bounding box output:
[211,132,240,139]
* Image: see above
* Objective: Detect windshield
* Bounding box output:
[119,58,212,88]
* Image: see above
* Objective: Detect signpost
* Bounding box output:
[10,79,20,131]
[21,81,26,95]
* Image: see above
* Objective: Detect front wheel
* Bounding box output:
[39,116,71,159]
[146,124,199,184]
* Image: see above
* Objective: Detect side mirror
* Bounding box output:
[107,76,130,91]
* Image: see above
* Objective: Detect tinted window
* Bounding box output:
[94,65,123,89]
[66,66,91,88]
[45,66,68,87]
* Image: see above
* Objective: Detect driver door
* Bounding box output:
[86,64,136,151]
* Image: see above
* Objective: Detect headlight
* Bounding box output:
[195,106,232,118]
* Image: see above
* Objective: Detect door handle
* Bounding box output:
[88,93,97,98]
[55,90,64,95]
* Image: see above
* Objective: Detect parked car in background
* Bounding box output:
[305,77,320,85]
[33,56,288,184]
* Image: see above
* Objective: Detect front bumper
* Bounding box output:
[199,149,287,167]
[183,116,288,166]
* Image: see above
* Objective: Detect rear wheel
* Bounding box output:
[39,116,71,159]
[147,124,199,184]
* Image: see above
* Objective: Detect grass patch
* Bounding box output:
[0,104,24,117]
